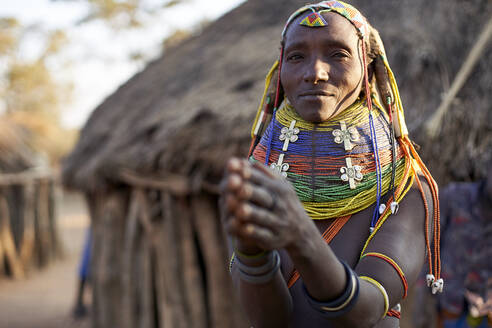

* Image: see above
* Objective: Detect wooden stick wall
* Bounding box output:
[88,182,247,328]
[0,170,62,279]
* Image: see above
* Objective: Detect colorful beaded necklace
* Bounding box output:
[252,97,409,221]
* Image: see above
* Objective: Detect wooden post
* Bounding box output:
[20,183,35,269]
[48,180,63,259]
[121,190,141,328]
[175,196,207,328]
[138,234,155,328]
[152,191,188,328]
[134,189,159,328]
[85,192,102,328]
[91,190,128,328]
[7,185,24,251]
[0,220,4,277]
[0,195,24,279]
[191,194,246,328]
[35,180,52,267]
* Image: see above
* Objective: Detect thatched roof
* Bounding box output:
[63,0,492,192]
[0,118,40,173]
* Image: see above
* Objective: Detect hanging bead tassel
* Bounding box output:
[361,42,383,232]
[437,278,444,293]
[390,201,399,214]
[426,274,435,288]
[431,280,440,294]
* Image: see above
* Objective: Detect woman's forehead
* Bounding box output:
[283,12,360,48]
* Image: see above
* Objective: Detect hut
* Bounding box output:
[62,0,492,327]
[0,118,62,279]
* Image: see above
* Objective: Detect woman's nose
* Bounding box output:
[303,58,329,84]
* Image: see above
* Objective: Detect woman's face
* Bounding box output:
[281,12,364,122]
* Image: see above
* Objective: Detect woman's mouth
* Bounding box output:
[299,90,334,100]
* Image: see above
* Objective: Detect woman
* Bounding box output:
[221,2,441,327]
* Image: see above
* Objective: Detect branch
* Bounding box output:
[425,15,492,139]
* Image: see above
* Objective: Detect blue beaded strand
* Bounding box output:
[264,108,278,165]
[369,110,383,229]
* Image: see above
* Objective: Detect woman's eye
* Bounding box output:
[332,51,349,59]
[287,54,303,61]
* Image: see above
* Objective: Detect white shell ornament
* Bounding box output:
[431,281,440,294]
[379,204,386,214]
[426,274,435,287]
[437,278,444,293]
[390,201,399,214]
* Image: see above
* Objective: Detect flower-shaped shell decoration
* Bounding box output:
[340,158,363,189]
[270,162,290,178]
[332,121,359,151]
[279,126,300,143]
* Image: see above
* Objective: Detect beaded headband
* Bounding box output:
[281,1,369,40]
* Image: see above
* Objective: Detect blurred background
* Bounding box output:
[0,0,490,328]
[0,1,244,327]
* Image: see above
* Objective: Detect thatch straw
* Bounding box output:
[0,118,39,173]
[63,0,492,190]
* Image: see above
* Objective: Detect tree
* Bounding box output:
[0,18,71,117]
[0,18,75,163]
[54,0,188,29]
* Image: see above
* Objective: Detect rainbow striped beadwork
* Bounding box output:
[252,99,406,220]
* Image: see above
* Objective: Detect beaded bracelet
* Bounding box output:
[303,261,360,317]
[359,276,389,319]
[360,252,408,298]
[236,250,281,284]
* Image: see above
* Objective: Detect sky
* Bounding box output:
[1,0,246,128]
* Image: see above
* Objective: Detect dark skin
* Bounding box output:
[221,12,433,328]
[281,12,364,122]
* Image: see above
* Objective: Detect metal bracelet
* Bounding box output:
[303,261,360,317]
[235,250,276,276]
[237,250,281,284]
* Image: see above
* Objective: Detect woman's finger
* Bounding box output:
[235,202,278,229]
[241,162,279,187]
[223,194,241,216]
[226,173,243,192]
[236,181,275,209]
[240,223,277,249]
[226,157,243,173]
[251,160,282,179]
[225,215,243,236]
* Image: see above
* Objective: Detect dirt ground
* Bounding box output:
[0,191,91,328]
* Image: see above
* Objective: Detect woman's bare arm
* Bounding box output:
[221,158,432,328]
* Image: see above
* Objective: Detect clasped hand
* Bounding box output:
[220,157,314,255]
